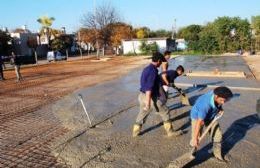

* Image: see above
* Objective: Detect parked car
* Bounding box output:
[1,55,11,62]
[47,51,66,62]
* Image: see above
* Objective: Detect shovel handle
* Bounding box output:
[199,111,224,142]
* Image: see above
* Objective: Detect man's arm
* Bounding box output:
[144,90,152,110]
[161,73,170,86]
[143,70,156,110]
[193,103,211,147]
[194,119,204,147]
[162,62,168,72]
[169,82,182,93]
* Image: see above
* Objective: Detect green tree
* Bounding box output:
[37,16,55,27]
[50,35,73,58]
[177,17,251,54]
[139,41,158,54]
[177,25,202,50]
[37,16,57,43]
[212,16,251,52]
[59,35,73,59]
[50,38,64,51]
[0,30,13,55]
[251,15,260,51]
[149,29,171,38]
[198,24,219,54]
[134,27,150,39]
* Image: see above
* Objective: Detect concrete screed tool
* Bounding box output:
[167,111,224,168]
[179,92,190,106]
[175,89,191,106]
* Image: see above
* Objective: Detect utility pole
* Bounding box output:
[172,19,177,39]
[78,31,83,58]
[93,0,100,59]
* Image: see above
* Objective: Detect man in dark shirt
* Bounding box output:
[160,65,184,94]
[132,52,182,137]
[12,52,22,82]
[161,50,171,72]
[0,56,5,81]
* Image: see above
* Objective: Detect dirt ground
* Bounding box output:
[243,55,260,80]
[0,56,150,167]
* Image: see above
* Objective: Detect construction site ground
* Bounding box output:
[0,55,259,168]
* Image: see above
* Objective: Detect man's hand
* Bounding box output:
[193,138,199,148]
[169,83,180,90]
[145,90,152,112]
[194,119,203,149]
[177,87,182,93]
[174,86,182,93]
[144,105,151,112]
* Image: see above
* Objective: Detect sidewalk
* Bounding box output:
[3,54,98,71]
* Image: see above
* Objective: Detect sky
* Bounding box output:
[0,0,259,33]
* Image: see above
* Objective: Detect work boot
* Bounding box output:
[132,124,141,137]
[213,142,225,162]
[163,121,183,137]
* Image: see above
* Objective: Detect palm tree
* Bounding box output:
[37,16,56,45]
[37,16,55,28]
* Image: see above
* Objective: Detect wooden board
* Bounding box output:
[185,71,246,78]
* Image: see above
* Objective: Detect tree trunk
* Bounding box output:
[96,41,100,60]
[34,50,38,64]
[80,48,83,59]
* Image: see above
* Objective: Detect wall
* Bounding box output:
[11,32,37,56]
[122,39,167,55]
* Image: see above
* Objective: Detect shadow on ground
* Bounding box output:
[184,113,260,167]
[140,93,204,136]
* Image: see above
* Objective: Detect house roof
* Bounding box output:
[13,28,32,34]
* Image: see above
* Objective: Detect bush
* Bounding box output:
[139,41,158,54]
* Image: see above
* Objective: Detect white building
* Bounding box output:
[176,38,187,50]
[122,38,176,55]
[10,26,50,57]
[11,31,39,56]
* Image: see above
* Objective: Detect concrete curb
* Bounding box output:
[176,83,260,91]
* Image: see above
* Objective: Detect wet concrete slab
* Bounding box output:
[51,56,260,168]
[171,56,260,88]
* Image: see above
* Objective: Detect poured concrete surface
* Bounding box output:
[243,55,260,80]
[51,56,260,168]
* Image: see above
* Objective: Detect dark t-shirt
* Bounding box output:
[160,70,179,85]
[0,56,3,64]
[161,56,167,62]
[13,56,21,65]
[140,64,160,97]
